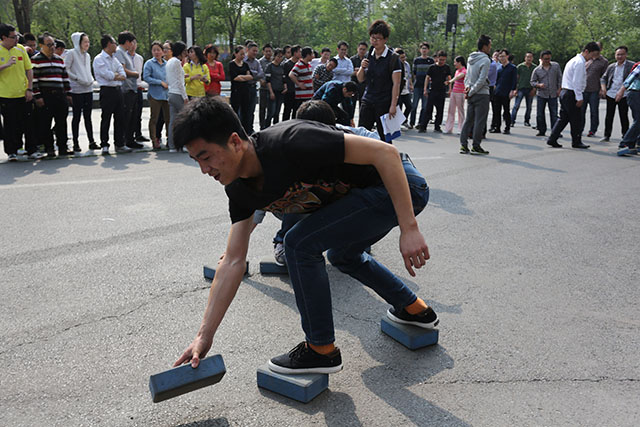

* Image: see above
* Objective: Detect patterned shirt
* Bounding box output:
[623,62,640,92]
[31,51,70,98]
[292,60,313,99]
[312,63,334,92]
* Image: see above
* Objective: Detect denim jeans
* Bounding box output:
[621,90,640,149]
[535,96,558,135]
[580,90,600,133]
[510,88,533,124]
[409,86,426,126]
[267,92,283,126]
[283,157,429,345]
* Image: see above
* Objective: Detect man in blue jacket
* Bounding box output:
[489,49,517,134]
[312,80,357,125]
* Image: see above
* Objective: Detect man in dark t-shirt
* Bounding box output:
[411,42,435,128]
[171,96,439,376]
[357,20,402,141]
[418,50,451,133]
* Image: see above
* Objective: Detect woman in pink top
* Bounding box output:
[204,44,225,96]
[444,56,467,134]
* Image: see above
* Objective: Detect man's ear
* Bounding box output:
[229,132,244,152]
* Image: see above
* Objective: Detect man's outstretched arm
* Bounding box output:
[174,215,253,368]
[343,134,429,276]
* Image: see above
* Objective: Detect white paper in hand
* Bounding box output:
[380,109,406,142]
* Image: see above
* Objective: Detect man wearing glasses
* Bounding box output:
[0,23,35,161]
[356,20,402,141]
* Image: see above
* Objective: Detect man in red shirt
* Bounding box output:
[288,46,314,116]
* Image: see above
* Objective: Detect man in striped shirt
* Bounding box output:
[32,32,72,157]
[288,46,314,116]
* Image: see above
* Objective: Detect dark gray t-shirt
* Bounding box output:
[265,62,285,92]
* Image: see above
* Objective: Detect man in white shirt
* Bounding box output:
[333,41,354,83]
[92,34,127,154]
[547,42,601,149]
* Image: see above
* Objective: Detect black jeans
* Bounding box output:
[421,90,445,129]
[604,96,629,138]
[122,90,137,145]
[71,92,94,145]
[0,96,37,155]
[282,91,296,121]
[491,94,511,130]
[35,90,69,153]
[359,100,390,142]
[259,89,270,129]
[231,89,253,136]
[99,86,125,147]
[549,89,583,145]
[398,93,412,123]
[332,105,350,126]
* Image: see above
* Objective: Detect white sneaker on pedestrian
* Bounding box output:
[17,148,26,155]
[169,149,178,153]
[28,152,44,160]
[101,146,110,155]
[274,242,286,266]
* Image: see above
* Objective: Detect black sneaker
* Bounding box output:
[459,145,470,154]
[135,135,150,142]
[88,143,100,150]
[387,306,439,329]
[471,146,490,155]
[524,122,531,127]
[268,341,343,374]
[502,128,511,135]
[433,127,442,133]
[126,141,145,150]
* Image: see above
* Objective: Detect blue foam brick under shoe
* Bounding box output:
[149,354,226,403]
[257,364,328,403]
[203,262,249,280]
[381,317,439,350]
[259,259,289,275]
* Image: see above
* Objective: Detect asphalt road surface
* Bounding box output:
[1,102,639,426]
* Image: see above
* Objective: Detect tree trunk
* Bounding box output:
[12,0,33,34]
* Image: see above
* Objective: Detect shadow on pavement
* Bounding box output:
[428,188,474,216]
[174,418,230,427]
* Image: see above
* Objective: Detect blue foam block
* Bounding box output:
[257,365,328,403]
[259,259,288,275]
[381,317,439,350]
[203,262,249,280]
[149,354,226,403]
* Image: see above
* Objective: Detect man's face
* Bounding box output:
[358,44,367,57]
[130,39,137,53]
[40,36,55,57]
[326,60,337,72]
[25,39,36,50]
[292,49,301,60]
[163,43,171,58]
[273,52,283,64]
[106,40,117,55]
[121,40,132,51]
[321,51,331,62]
[54,46,65,56]
[525,53,533,64]
[420,46,429,57]
[187,137,242,186]
[541,54,551,66]
[492,51,499,61]
[247,46,258,59]
[338,45,348,58]
[370,34,387,50]
[2,31,18,49]
[399,53,406,62]
[588,50,600,61]
[263,47,272,60]
[436,55,446,66]
[284,47,291,58]
[498,52,508,65]
[343,88,355,98]
[615,48,627,64]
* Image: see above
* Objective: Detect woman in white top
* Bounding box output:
[65,32,97,152]
[166,41,188,152]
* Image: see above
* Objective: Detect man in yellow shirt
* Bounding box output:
[0,23,37,161]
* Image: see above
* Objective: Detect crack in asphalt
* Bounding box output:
[419,376,640,386]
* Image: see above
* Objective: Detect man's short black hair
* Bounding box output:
[395,48,405,55]
[173,97,248,150]
[420,42,430,49]
[525,51,533,56]
[616,45,628,53]
[244,39,255,46]
[273,48,283,57]
[540,50,552,58]
[118,31,136,45]
[247,42,258,49]
[291,45,301,55]
[369,19,390,39]
[358,41,368,48]
[321,47,331,54]
[262,43,272,51]
[295,100,336,126]
[37,32,54,45]
[301,46,313,58]
[436,50,447,57]
[344,81,358,93]
[283,44,291,51]
[100,34,115,49]
[24,32,36,42]
[337,40,348,49]
[499,48,509,56]
[172,41,187,57]
[0,23,15,39]
[55,39,66,49]
[583,41,600,52]
[477,35,491,51]
[328,57,338,65]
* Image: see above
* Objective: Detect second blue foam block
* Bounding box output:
[257,365,328,403]
[149,354,226,403]
[381,317,439,350]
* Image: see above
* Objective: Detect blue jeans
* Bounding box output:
[283,158,429,345]
[580,91,600,133]
[410,86,426,126]
[621,90,640,149]
[267,92,283,127]
[536,96,558,135]
[510,88,533,124]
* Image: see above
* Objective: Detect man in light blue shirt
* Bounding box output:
[333,41,354,83]
[617,62,640,156]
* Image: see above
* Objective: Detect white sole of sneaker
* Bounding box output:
[267,360,343,375]
[386,309,439,329]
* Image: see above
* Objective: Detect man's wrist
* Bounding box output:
[26,88,33,92]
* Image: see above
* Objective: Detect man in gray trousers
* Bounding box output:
[460,35,492,155]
